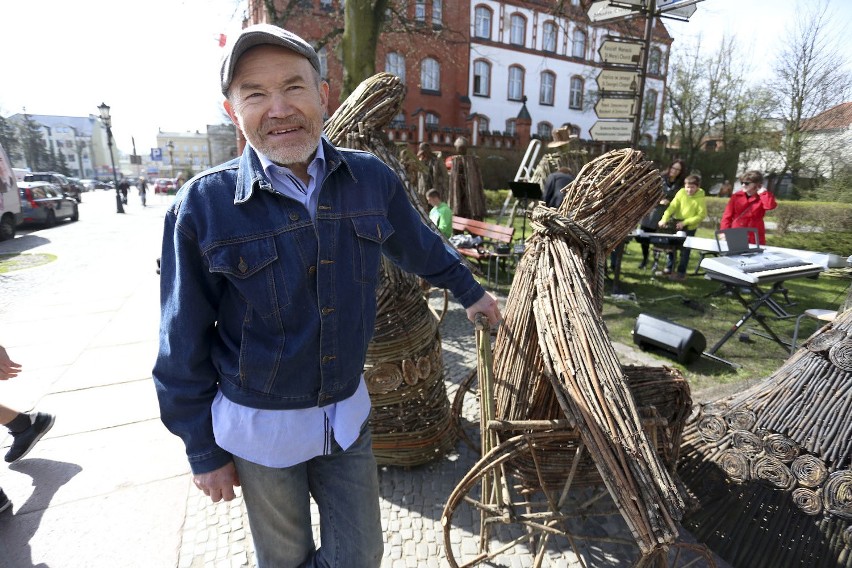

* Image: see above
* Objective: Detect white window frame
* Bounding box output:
[510,13,525,46]
[421,58,440,91]
[508,65,524,101]
[542,22,557,52]
[474,5,492,39]
[569,76,584,109]
[540,71,555,105]
[572,29,586,59]
[385,52,406,80]
[473,60,491,96]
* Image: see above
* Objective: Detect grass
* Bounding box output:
[474,210,851,395]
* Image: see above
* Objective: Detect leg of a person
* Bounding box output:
[308,421,383,568]
[234,457,315,567]
[677,230,697,274]
[665,249,675,272]
[0,403,23,428]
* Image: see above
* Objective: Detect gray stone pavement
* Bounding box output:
[0,189,728,567]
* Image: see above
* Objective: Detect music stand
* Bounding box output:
[508,181,542,245]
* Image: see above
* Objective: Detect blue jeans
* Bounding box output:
[666,228,697,275]
[233,420,383,567]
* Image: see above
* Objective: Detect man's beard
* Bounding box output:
[242,117,320,166]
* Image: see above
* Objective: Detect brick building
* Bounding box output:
[244,0,671,155]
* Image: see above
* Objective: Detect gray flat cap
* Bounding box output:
[220,24,321,95]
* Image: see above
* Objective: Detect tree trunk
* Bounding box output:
[340,0,388,101]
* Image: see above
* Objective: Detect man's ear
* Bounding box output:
[223,99,239,127]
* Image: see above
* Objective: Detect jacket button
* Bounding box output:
[321,307,335,316]
[289,212,299,221]
[308,265,317,275]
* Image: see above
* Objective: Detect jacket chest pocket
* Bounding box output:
[206,237,291,318]
[351,215,394,284]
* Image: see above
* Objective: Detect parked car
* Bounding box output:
[154,178,176,194]
[79,179,98,191]
[23,172,82,203]
[18,181,79,227]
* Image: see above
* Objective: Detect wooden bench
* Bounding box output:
[451,216,515,262]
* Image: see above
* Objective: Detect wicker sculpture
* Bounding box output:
[487,148,690,555]
[678,305,852,567]
[323,72,458,466]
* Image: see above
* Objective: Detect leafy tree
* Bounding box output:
[770,0,852,187]
[18,114,50,171]
[0,115,22,162]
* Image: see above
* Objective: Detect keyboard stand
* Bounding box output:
[704,276,793,356]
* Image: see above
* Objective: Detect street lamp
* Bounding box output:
[167,140,175,178]
[97,102,124,214]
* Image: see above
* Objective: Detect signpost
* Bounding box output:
[595,98,637,119]
[596,69,640,92]
[598,40,644,65]
[662,4,698,18]
[587,0,634,22]
[590,121,634,142]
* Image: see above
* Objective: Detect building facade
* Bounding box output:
[6,113,107,179]
[244,0,671,153]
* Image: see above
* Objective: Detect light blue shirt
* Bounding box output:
[211,140,372,468]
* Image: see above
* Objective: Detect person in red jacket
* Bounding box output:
[720,170,777,244]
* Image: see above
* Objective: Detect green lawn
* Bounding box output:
[475,210,851,394]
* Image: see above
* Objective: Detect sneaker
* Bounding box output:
[5,412,55,463]
[638,260,648,269]
[0,489,11,513]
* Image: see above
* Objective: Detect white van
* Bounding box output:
[0,142,22,240]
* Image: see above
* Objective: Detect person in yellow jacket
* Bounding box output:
[658,174,707,281]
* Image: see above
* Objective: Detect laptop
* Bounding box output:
[714,228,761,256]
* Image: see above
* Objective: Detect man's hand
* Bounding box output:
[193,461,241,502]
[465,292,502,327]
[0,345,22,380]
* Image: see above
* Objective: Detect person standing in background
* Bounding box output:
[720,170,777,245]
[637,159,686,269]
[658,174,707,281]
[138,177,148,207]
[542,166,574,209]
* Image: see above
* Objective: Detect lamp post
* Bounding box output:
[97,102,124,214]
[167,140,175,178]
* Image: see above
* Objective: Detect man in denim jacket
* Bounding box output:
[152,24,501,567]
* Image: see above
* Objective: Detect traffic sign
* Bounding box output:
[595,98,637,119]
[587,0,635,22]
[590,121,634,142]
[598,40,644,66]
[151,148,163,161]
[596,69,640,92]
[658,0,703,12]
[662,3,698,18]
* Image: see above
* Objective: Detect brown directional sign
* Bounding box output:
[595,98,637,119]
[599,40,644,65]
[596,69,640,93]
[590,121,633,142]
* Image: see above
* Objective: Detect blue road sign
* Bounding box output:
[151,148,163,161]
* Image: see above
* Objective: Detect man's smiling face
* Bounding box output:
[224,44,329,170]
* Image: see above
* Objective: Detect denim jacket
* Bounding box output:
[153,139,484,473]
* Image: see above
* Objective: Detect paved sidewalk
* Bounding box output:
[0,190,727,567]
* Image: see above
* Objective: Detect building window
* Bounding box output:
[540,71,555,105]
[509,13,526,47]
[648,47,662,75]
[542,21,557,52]
[537,122,553,139]
[415,0,426,22]
[432,0,442,26]
[644,89,658,121]
[420,57,440,91]
[425,112,439,126]
[569,76,584,109]
[391,113,406,128]
[474,5,492,39]
[572,29,586,59]
[386,52,406,80]
[508,65,524,101]
[478,116,490,133]
[506,119,516,136]
[473,59,491,96]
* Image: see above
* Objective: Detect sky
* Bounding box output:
[0,0,247,155]
[2,0,851,156]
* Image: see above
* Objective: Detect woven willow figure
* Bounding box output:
[324,72,458,466]
[678,306,852,568]
[488,148,687,554]
[446,137,487,220]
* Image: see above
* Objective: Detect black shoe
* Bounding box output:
[0,489,11,513]
[638,260,647,269]
[5,412,55,463]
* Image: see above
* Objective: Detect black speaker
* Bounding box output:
[632,313,706,364]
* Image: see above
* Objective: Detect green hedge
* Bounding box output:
[702,197,852,234]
